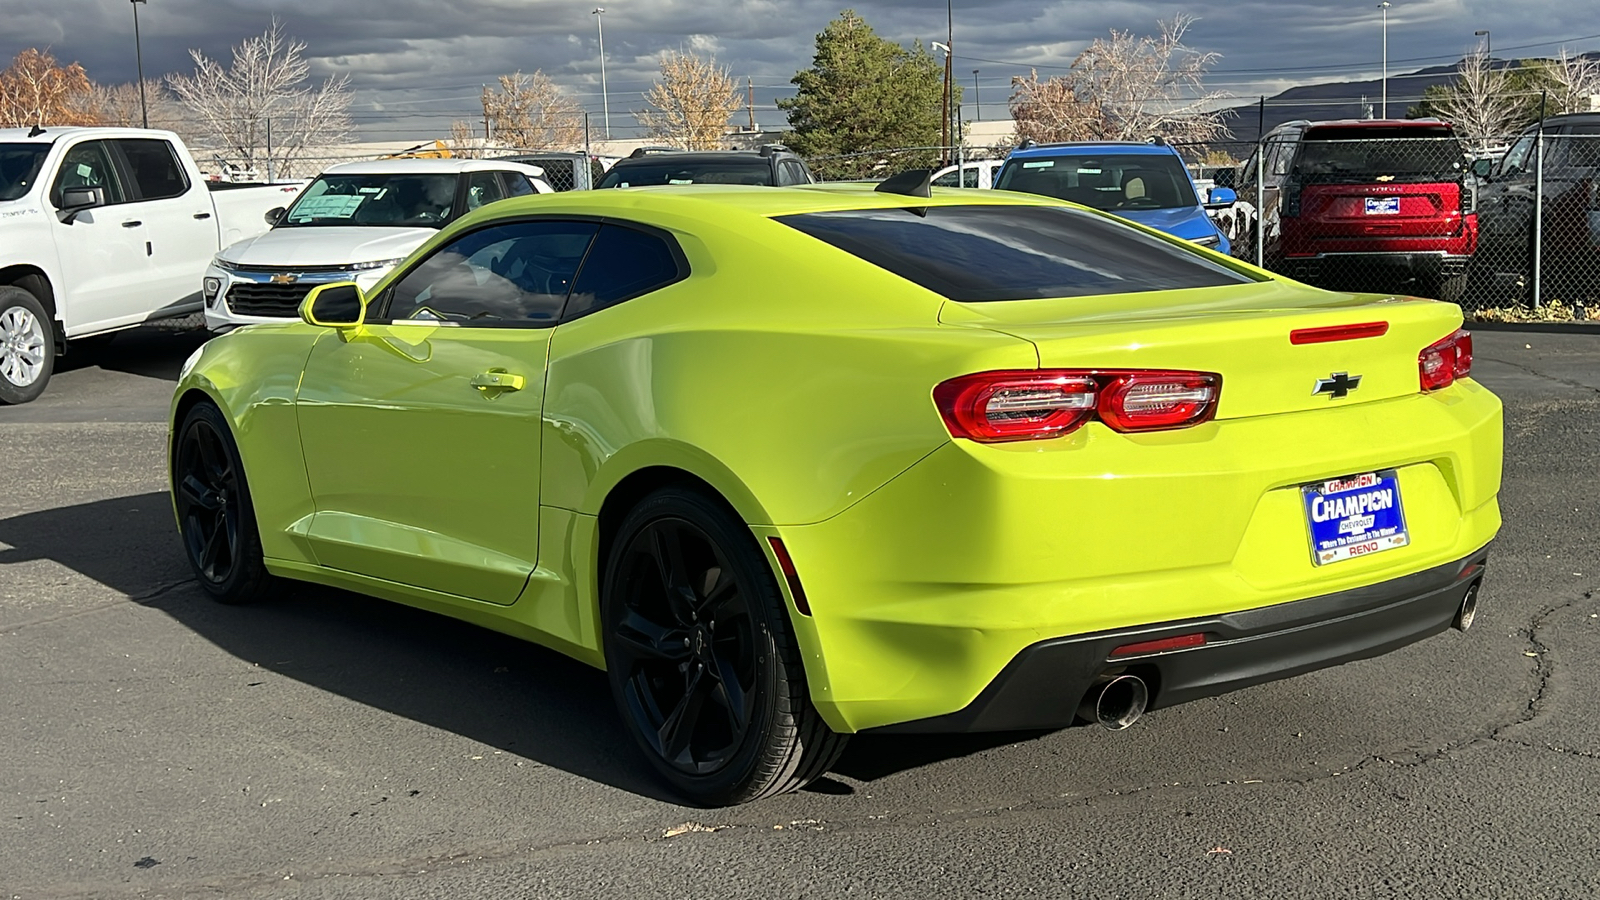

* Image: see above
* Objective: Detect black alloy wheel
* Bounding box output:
[602,487,845,805]
[173,402,274,604]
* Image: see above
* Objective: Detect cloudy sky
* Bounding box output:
[2,0,1595,140]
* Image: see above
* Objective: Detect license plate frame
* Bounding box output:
[1302,470,1410,566]
[1364,197,1401,215]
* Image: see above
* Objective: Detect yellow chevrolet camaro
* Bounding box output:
[170,175,1501,805]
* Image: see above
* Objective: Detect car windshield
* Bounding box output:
[995,153,1199,211]
[1296,127,1467,183]
[0,144,49,202]
[778,205,1255,302]
[598,158,773,188]
[279,173,458,227]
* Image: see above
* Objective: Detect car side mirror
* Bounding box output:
[299,282,366,333]
[1470,158,1494,179]
[57,186,106,224]
[265,206,286,226]
[1205,187,1238,209]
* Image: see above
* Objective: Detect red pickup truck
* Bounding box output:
[1237,119,1477,303]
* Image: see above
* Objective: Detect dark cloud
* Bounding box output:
[1,0,1594,139]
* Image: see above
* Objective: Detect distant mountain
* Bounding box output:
[1213,54,1599,144]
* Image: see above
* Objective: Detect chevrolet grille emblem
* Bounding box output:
[269,273,299,284]
[1314,372,1362,400]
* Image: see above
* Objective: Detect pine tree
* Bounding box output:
[779,10,952,180]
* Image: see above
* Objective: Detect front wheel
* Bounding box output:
[0,287,55,405]
[601,487,846,805]
[173,402,275,604]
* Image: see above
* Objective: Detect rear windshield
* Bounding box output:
[1296,127,1467,183]
[0,144,49,201]
[778,205,1255,302]
[598,158,772,188]
[994,153,1199,211]
[280,173,459,227]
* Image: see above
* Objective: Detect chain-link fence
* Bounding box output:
[1173,129,1600,319]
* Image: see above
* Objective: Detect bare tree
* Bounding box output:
[1009,69,1102,143]
[1541,48,1600,115]
[1431,51,1525,152]
[637,51,743,150]
[0,48,97,128]
[480,71,584,152]
[1073,16,1230,142]
[446,120,483,159]
[88,80,193,134]
[167,21,353,179]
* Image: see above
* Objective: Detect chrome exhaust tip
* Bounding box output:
[1453,580,1481,632]
[1079,674,1149,731]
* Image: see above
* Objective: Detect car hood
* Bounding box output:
[218,226,434,267]
[1112,205,1218,241]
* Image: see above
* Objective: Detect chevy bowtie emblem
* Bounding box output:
[1314,372,1362,400]
[270,272,299,284]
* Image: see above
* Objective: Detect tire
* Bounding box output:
[1429,273,1468,306]
[0,286,55,405]
[173,402,276,605]
[601,487,847,806]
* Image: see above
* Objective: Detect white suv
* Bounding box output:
[203,158,551,330]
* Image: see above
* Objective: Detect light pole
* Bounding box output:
[1474,29,1491,59]
[933,42,951,165]
[592,8,610,140]
[972,69,980,121]
[131,0,148,128]
[1378,1,1390,118]
[942,0,954,166]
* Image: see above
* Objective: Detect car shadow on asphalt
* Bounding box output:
[56,326,213,382]
[0,490,1049,800]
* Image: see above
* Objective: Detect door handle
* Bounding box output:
[122,220,143,228]
[193,212,212,220]
[470,371,525,393]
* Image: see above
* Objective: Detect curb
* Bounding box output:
[1466,320,1600,335]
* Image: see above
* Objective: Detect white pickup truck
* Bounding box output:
[0,126,303,404]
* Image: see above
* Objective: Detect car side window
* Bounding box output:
[500,172,535,197]
[116,139,190,201]
[932,169,960,188]
[962,168,980,188]
[1499,131,1536,177]
[51,140,126,207]
[464,171,507,211]
[564,224,687,320]
[382,221,600,326]
[781,160,810,185]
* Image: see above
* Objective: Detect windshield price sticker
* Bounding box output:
[1364,197,1401,215]
[1303,470,1410,565]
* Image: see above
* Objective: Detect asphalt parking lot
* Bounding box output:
[3,325,1598,899]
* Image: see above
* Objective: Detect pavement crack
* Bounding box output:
[1479,353,1600,396]
[0,578,195,633]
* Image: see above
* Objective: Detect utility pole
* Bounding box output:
[482,84,490,148]
[748,77,755,132]
[972,69,981,121]
[1378,1,1390,118]
[131,0,149,128]
[934,0,947,164]
[593,8,610,140]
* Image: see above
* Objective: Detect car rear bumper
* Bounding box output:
[1283,251,1472,284]
[871,545,1488,733]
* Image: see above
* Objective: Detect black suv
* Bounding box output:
[596,146,815,188]
[1472,112,1600,303]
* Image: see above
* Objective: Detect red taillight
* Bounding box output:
[766,537,811,616]
[1419,328,1472,392]
[934,369,1221,443]
[1109,633,1207,658]
[1097,372,1222,432]
[1290,321,1390,344]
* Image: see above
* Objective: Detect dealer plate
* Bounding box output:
[1364,197,1400,215]
[1303,470,1410,565]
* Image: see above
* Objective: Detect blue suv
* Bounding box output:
[993,141,1235,253]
